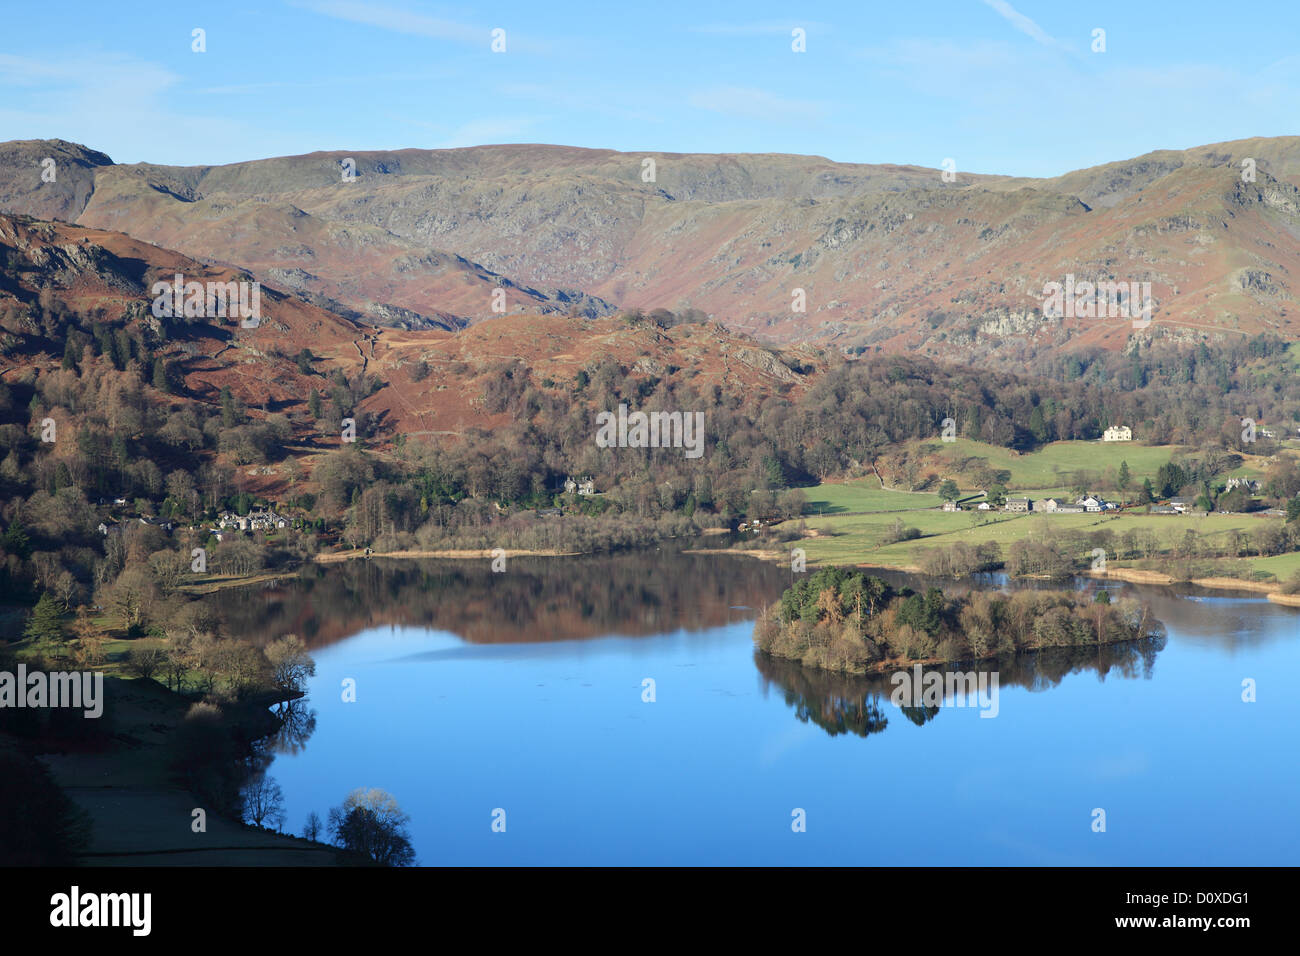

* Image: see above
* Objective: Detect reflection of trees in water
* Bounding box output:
[754,634,1167,739]
[268,698,318,756]
[239,699,318,818]
[899,705,940,727]
[209,547,791,649]
[1011,635,1166,690]
[754,656,895,738]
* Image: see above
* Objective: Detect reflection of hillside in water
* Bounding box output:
[753,636,1167,739]
[210,548,792,649]
[1118,584,1290,649]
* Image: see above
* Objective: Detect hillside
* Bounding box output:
[0,212,823,509]
[3,137,1300,360]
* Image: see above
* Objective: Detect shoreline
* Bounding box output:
[314,547,583,563]
[685,541,1298,603]
[1083,566,1300,604]
[178,541,1300,607]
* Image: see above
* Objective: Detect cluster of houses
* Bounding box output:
[216,509,290,533]
[942,493,1127,514]
[94,501,296,541]
[989,494,1210,516]
[996,495,1121,514]
[1224,477,1261,493]
[97,515,176,535]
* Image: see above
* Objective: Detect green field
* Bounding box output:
[796,505,1288,574]
[802,482,943,514]
[799,437,1206,512]
[924,438,1189,490]
[793,444,1291,579]
[1251,550,1300,580]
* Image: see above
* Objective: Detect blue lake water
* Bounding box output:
[243,555,1300,865]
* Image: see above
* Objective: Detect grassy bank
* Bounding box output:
[2,673,338,866]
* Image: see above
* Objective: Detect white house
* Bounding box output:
[1035,497,1085,514]
[1076,496,1105,512]
[1103,425,1132,442]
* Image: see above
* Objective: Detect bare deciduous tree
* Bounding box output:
[241,774,286,830]
[264,634,316,698]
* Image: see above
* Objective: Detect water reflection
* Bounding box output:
[753,635,1167,739]
[268,699,318,756]
[207,549,1294,661]
[209,547,792,648]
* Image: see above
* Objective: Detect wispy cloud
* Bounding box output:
[0,51,178,97]
[857,33,1300,173]
[689,85,828,122]
[498,82,660,123]
[980,0,1071,53]
[196,66,460,96]
[691,20,828,36]
[0,52,256,163]
[290,0,481,43]
[291,0,551,53]
[431,115,545,149]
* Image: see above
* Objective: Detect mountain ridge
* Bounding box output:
[3,136,1299,359]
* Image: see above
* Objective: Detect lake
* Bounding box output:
[214,548,1300,865]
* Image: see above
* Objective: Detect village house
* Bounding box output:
[1225,477,1261,492]
[1004,496,1033,513]
[1034,498,1084,514]
[563,476,596,496]
[976,501,992,511]
[1076,495,1105,513]
[217,511,248,531]
[248,509,289,531]
[1103,425,1132,442]
[942,500,960,512]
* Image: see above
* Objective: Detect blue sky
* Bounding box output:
[1,0,1297,176]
